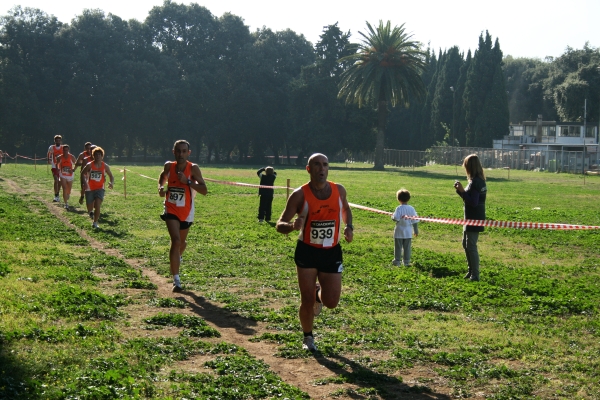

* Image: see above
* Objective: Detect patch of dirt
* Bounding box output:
[4,177,456,399]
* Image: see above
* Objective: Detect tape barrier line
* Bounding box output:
[120,168,156,181]
[348,203,600,230]
[1,153,46,161]
[203,177,290,190]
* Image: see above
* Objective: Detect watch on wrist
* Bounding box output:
[187,179,192,185]
[346,224,354,231]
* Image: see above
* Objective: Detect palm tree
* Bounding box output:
[338,21,427,170]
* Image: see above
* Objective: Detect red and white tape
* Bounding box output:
[348,203,600,230]
[203,177,290,190]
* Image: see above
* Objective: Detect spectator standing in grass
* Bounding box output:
[276,153,353,352]
[256,166,277,222]
[454,154,487,282]
[80,146,114,229]
[391,189,419,266]
[55,145,77,210]
[158,140,207,293]
[47,135,63,202]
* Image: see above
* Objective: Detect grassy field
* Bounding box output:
[0,162,599,399]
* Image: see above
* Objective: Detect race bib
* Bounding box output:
[90,170,102,181]
[61,166,72,174]
[167,187,186,207]
[310,220,335,247]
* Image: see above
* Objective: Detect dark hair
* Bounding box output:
[54,135,62,141]
[463,154,485,180]
[84,142,92,147]
[173,140,190,150]
[397,189,411,203]
[63,144,70,150]
[92,146,104,158]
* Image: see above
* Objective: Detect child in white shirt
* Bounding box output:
[391,189,419,266]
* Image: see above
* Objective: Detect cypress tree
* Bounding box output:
[464,31,508,147]
[430,46,463,144]
[452,50,471,146]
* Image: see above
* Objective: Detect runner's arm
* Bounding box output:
[276,189,304,234]
[80,163,90,186]
[158,162,171,197]
[104,164,115,189]
[190,165,207,196]
[337,184,353,243]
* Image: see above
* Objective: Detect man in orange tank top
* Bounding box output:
[80,147,114,228]
[158,140,207,293]
[47,135,63,202]
[276,153,354,352]
[56,144,77,209]
[74,142,93,204]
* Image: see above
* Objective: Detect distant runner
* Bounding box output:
[158,140,207,293]
[276,153,354,352]
[55,145,77,209]
[47,135,63,202]
[75,142,94,205]
[80,147,114,228]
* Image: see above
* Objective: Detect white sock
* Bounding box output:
[173,274,180,285]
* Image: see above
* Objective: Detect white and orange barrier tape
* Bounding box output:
[203,177,290,190]
[114,170,600,230]
[348,203,600,230]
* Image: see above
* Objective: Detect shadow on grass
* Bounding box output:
[312,352,451,400]
[0,342,33,399]
[178,291,258,336]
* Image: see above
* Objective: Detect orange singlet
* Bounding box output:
[58,156,74,179]
[88,162,106,191]
[164,161,195,222]
[51,145,62,166]
[298,182,343,248]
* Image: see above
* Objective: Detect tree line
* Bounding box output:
[1,1,599,164]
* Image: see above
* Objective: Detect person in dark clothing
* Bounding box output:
[454,154,487,281]
[257,166,277,222]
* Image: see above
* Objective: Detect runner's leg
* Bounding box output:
[296,266,319,334]
[166,219,182,277]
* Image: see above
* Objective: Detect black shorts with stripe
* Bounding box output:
[294,240,343,273]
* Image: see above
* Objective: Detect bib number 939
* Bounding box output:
[309,220,335,247]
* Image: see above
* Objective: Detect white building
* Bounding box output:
[493,115,599,172]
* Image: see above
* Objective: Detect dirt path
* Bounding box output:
[4,177,453,399]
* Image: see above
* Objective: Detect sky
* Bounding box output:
[1,0,598,60]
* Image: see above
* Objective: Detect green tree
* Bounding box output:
[0,6,63,154]
[430,46,463,145]
[452,50,471,146]
[463,32,509,147]
[338,21,426,169]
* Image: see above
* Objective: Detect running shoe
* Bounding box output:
[302,335,317,352]
[53,196,59,202]
[92,222,99,229]
[313,284,322,316]
[172,284,183,293]
[89,211,94,219]
[64,204,69,210]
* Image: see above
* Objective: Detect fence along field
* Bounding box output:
[0,162,599,399]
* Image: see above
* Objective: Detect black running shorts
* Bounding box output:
[294,240,343,273]
[160,213,193,230]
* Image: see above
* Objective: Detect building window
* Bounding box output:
[560,126,581,137]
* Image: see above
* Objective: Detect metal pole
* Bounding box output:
[124,167,127,198]
[35,154,37,170]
